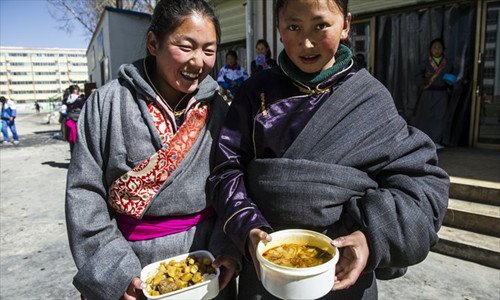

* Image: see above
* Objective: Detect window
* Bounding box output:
[350,20,372,72]
[484,67,495,79]
[69,71,89,76]
[9,62,29,66]
[35,71,57,76]
[8,53,28,57]
[485,49,496,61]
[33,62,57,66]
[486,10,498,25]
[486,31,496,43]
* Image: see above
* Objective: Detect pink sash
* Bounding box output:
[66,119,77,143]
[115,206,215,241]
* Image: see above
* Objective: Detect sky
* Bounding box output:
[0,0,90,49]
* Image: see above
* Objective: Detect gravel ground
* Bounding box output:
[1,113,499,299]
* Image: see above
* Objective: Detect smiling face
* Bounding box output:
[278,0,350,73]
[147,12,217,101]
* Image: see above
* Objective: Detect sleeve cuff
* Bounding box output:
[224,205,272,258]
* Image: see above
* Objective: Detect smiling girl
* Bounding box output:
[65,1,239,299]
[208,0,449,299]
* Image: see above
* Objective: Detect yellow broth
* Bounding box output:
[262,243,332,268]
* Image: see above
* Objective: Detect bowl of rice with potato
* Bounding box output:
[140,250,219,300]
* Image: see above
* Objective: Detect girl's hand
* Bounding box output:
[247,228,272,280]
[123,277,146,300]
[332,230,369,291]
[212,255,238,291]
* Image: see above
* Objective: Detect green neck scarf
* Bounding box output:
[432,55,443,65]
[278,43,352,85]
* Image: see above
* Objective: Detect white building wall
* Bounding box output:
[0,47,87,109]
[215,0,246,44]
[108,12,150,79]
[87,8,150,88]
[349,0,440,15]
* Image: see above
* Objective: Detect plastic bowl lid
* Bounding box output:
[443,73,457,83]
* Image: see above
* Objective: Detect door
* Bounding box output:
[473,0,500,148]
[350,18,375,74]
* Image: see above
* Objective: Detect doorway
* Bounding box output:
[473,0,500,148]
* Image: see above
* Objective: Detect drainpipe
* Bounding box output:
[245,1,253,73]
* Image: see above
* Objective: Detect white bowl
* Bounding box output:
[256,229,339,300]
[140,250,220,300]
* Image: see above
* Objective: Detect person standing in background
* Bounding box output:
[34,101,40,113]
[59,98,68,141]
[217,50,249,98]
[65,85,86,153]
[1,96,19,145]
[250,39,277,75]
[415,38,454,150]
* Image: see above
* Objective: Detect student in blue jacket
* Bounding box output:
[217,50,249,98]
[1,96,19,145]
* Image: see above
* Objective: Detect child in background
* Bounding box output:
[65,84,86,153]
[250,39,277,74]
[415,38,454,150]
[217,50,249,97]
[0,96,19,145]
[208,0,449,299]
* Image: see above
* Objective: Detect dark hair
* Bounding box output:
[0,96,5,102]
[256,39,272,59]
[69,85,80,94]
[148,0,221,54]
[274,0,349,25]
[226,50,238,60]
[274,0,350,48]
[430,38,445,50]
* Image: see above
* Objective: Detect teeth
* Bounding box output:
[182,71,199,79]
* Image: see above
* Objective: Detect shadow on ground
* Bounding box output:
[437,147,500,182]
[1,130,67,148]
[41,161,70,169]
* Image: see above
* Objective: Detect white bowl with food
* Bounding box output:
[256,229,339,300]
[140,250,219,300]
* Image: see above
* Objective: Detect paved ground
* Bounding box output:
[1,113,499,299]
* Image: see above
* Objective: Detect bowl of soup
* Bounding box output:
[256,229,339,300]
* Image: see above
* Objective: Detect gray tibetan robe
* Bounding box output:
[65,59,237,300]
[209,68,450,299]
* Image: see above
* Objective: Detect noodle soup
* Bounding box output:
[263,243,333,268]
[256,229,339,299]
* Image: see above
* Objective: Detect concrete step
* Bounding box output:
[432,226,500,269]
[444,199,500,237]
[449,176,500,206]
